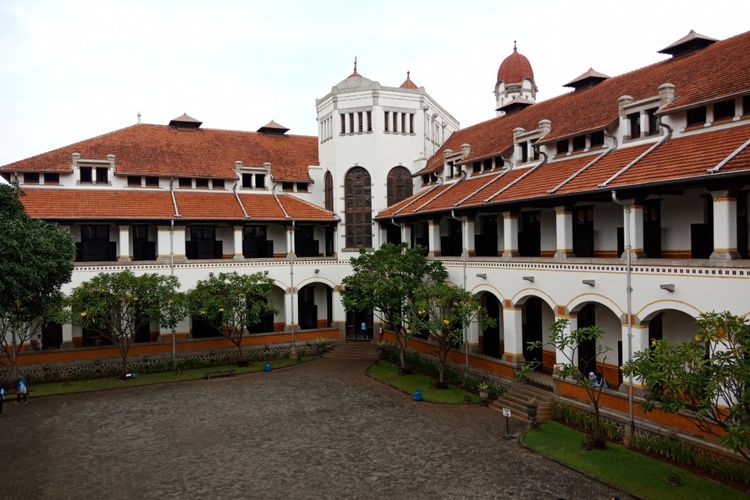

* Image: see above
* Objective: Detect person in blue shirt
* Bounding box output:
[0,385,5,415]
[16,376,28,404]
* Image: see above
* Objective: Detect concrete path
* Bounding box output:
[0,358,628,499]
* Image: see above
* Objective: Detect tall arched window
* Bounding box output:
[344,166,372,248]
[387,166,413,206]
[324,171,333,212]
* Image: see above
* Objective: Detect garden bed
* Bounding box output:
[367,360,479,404]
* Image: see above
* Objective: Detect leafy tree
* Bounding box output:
[0,185,74,377]
[623,311,750,462]
[0,300,66,378]
[411,282,493,387]
[519,318,610,449]
[186,272,275,362]
[342,243,447,372]
[68,270,181,376]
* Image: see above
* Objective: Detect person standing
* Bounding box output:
[16,376,27,404]
[0,385,4,415]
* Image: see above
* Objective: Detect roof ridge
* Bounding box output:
[484,163,542,203]
[548,148,613,194]
[278,193,337,218]
[708,135,750,174]
[455,170,510,206]
[413,179,464,212]
[600,135,670,187]
[392,183,443,216]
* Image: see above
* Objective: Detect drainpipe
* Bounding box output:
[611,190,634,436]
[289,219,297,360]
[170,218,176,369]
[450,206,469,371]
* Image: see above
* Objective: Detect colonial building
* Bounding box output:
[2,30,750,419]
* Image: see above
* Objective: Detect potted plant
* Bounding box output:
[478,381,490,405]
[526,396,538,428]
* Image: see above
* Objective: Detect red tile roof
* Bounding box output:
[1,124,318,182]
[555,144,652,194]
[497,46,534,84]
[421,30,750,176]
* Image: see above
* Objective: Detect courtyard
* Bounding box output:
[0,357,627,499]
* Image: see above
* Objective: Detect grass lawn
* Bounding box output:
[28,357,311,397]
[522,421,746,500]
[367,360,479,404]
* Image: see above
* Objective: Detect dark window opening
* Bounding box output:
[519,211,541,257]
[255,174,265,189]
[324,226,335,256]
[690,196,713,258]
[572,135,586,151]
[472,161,481,174]
[1,172,10,182]
[340,114,345,134]
[23,172,39,184]
[412,221,429,253]
[401,113,406,134]
[590,131,605,147]
[644,200,662,258]
[324,172,333,212]
[295,226,319,257]
[386,224,401,245]
[95,167,109,184]
[409,113,415,134]
[714,99,736,121]
[572,207,594,257]
[522,297,544,371]
[133,224,156,261]
[145,176,159,187]
[80,166,92,183]
[483,158,493,171]
[556,140,568,155]
[387,167,412,206]
[344,166,372,248]
[440,218,462,257]
[520,141,529,162]
[744,96,750,116]
[179,177,192,188]
[627,112,641,139]
[186,225,221,259]
[127,175,142,187]
[577,304,597,376]
[357,112,363,132]
[296,182,309,192]
[393,112,398,133]
[384,111,390,132]
[77,224,115,262]
[737,192,748,259]
[282,182,294,192]
[686,107,707,127]
[474,215,498,257]
[366,111,372,132]
[213,179,225,189]
[242,173,253,188]
[195,178,209,188]
[349,113,354,134]
[44,172,59,184]
[421,174,430,185]
[646,108,659,136]
[243,225,273,258]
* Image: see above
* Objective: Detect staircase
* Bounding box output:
[491,381,556,423]
[323,340,377,360]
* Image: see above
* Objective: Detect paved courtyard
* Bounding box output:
[0,357,627,499]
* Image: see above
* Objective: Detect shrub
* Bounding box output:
[555,403,623,442]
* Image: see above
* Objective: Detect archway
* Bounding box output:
[476,292,503,359]
[344,166,372,248]
[248,285,285,334]
[298,282,333,331]
[520,296,555,371]
[645,309,698,345]
[571,301,622,387]
[386,166,413,206]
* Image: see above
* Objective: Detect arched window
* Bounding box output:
[344,167,372,248]
[387,166,413,206]
[324,171,333,212]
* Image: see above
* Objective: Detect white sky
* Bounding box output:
[1,0,748,166]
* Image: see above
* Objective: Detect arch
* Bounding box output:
[324,171,334,212]
[469,284,505,303]
[344,166,372,248]
[511,288,556,312]
[298,281,334,331]
[296,276,338,290]
[386,166,413,206]
[566,293,624,318]
[636,300,702,324]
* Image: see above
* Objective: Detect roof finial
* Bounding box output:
[407,69,410,79]
[137,111,141,124]
[513,40,517,51]
[354,56,357,72]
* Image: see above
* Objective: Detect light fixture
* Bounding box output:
[660,284,675,292]
[582,279,595,287]
[476,273,487,279]
[314,269,320,274]
[523,276,534,283]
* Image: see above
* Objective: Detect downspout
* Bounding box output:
[390,217,404,247]
[168,179,178,369]
[450,204,469,372]
[233,180,250,219]
[611,190,634,438]
[289,219,296,359]
[600,120,672,188]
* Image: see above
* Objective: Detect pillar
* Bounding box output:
[332,286,346,336]
[554,206,573,258]
[233,226,244,260]
[463,217,475,257]
[286,226,296,258]
[62,323,74,348]
[710,190,740,260]
[401,224,412,248]
[428,219,441,257]
[502,301,524,365]
[620,201,644,258]
[466,320,480,353]
[285,287,299,331]
[157,224,186,263]
[639,111,648,138]
[502,212,518,257]
[619,321,650,390]
[118,225,131,262]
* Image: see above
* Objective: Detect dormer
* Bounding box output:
[658,30,717,58]
[73,152,115,185]
[257,120,289,135]
[563,68,610,91]
[443,148,465,179]
[236,160,270,190]
[618,91,663,141]
[169,113,202,129]
[513,119,551,165]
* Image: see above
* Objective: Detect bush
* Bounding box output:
[554,403,623,442]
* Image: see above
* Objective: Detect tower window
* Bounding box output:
[393,112,398,133]
[349,113,354,134]
[686,106,707,127]
[384,111,390,132]
[410,113,415,134]
[401,113,406,134]
[714,99,735,121]
[340,114,345,134]
[627,112,641,139]
[387,166,413,206]
[366,111,372,132]
[80,167,92,184]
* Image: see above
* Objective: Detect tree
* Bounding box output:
[520,318,610,449]
[623,311,750,462]
[68,270,181,376]
[342,243,447,372]
[0,185,74,377]
[186,272,275,362]
[411,282,493,387]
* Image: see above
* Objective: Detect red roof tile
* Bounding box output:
[174,191,245,220]
[19,188,176,219]
[498,46,534,84]
[555,144,652,194]
[497,155,595,202]
[1,124,318,182]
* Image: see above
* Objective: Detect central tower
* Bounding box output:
[495,42,538,116]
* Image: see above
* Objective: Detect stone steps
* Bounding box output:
[491,382,556,422]
[323,340,377,360]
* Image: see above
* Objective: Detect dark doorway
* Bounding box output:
[577,304,597,376]
[519,211,541,257]
[738,192,748,259]
[325,226,335,256]
[346,309,373,339]
[295,226,319,257]
[648,313,663,345]
[243,226,273,258]
[248,307,275,334]
[440,219,462,257]
[386,224,402,245]
[412,221,429,253]
[133,224,156,261]
[475,216,498,257]
[481,294,501,358]
[78,224,116,262]
[41,322,63,349]
[191,316,222,338]
[690,197,713,258]
[522,297,543,368]
[134,313,151,343]
[82,327,113,347]
[573,207,594,257]
[187,226,221,259]
[643,200,662,258]
[298,286,318,330]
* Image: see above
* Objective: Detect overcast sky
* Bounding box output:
[1,0,748,166]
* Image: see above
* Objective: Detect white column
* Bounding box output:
[401,224,412,248]
[467,320,480,349]
[554,206,573,258]
[639,111,648,138]
[62,323,73,347]
[286,226,296,258]
[629,202,645,258]
[285,288,298,331]
[157,225,186,263]
[118,225,131,262]
[502,303,524,365]
[502,212,519,257]
[463,217,475,257]
[555,314,577,366]
[332,287,345,336]
[621,322,650,389]
[233,226,244,260]
[428,220,441,257]
[711,190,739,260]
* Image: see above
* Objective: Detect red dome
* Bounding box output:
[497,44,534,84]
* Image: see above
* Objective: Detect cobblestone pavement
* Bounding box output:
[0,358,629,499]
